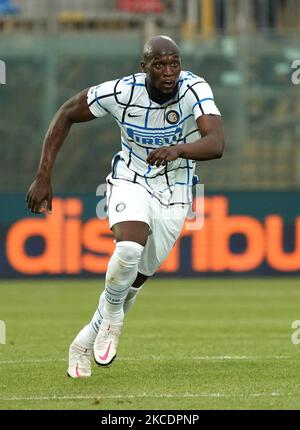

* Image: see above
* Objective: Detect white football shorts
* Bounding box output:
[107,180,189,276]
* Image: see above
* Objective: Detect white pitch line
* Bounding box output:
[0,358,67,364]
[0,355,291,365]
[190,355,291,360]
[0,392,294,402]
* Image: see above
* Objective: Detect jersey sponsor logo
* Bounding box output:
[127,126,183,147]
[166,110,180,124]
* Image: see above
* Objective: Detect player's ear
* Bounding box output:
[140,61,146,72]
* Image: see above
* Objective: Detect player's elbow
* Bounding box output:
[214,138,224,159]
[59,103,75,125]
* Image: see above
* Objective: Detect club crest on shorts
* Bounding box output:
[166,110,180,125]
[116,202,126,212]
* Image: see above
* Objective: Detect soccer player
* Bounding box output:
[26,35,224,378]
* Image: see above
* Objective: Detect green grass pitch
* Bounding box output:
[0,278,300,410]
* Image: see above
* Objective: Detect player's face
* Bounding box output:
[143,54,181,95]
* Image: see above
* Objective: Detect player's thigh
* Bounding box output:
[112,221,149,246]
[107,180,151,245]
[138,205,188,276]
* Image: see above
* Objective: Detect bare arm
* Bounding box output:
[179,115,224,160]
[26,89,95,213]
[37,89,94,179]
[147,115,225,167]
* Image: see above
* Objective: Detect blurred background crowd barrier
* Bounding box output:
[0,0,299,277]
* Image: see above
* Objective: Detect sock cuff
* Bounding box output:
[116,241,144,253]
[125,284,143,302]
[129,284,143,292]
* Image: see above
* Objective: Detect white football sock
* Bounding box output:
[103,241,144,325]
[123,285,143,314]
[73,284,144,349]
[72,291,106,349]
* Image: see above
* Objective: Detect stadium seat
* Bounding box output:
[117,0,164,14]
[0,0,20,15]
[58,11,85,25]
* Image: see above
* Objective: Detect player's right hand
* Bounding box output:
[26,177,53,214]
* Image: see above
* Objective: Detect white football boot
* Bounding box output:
[67,342,92,378]
[93,320,122,367]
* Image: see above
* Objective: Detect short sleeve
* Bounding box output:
[87,80,117,118]
[190,81,221,121]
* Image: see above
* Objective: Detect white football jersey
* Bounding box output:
[87,71,221,206]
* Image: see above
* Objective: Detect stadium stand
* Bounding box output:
[0,0,19,14]
[0,1,299,191]
[1,1,299,33]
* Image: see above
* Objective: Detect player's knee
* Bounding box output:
[115,241,144,268]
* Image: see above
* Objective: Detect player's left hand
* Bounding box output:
[147,145,182,167]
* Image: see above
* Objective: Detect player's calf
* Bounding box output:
[103,241,144,324]
[93,241,144,367]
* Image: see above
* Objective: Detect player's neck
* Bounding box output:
[145,80,178,105]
